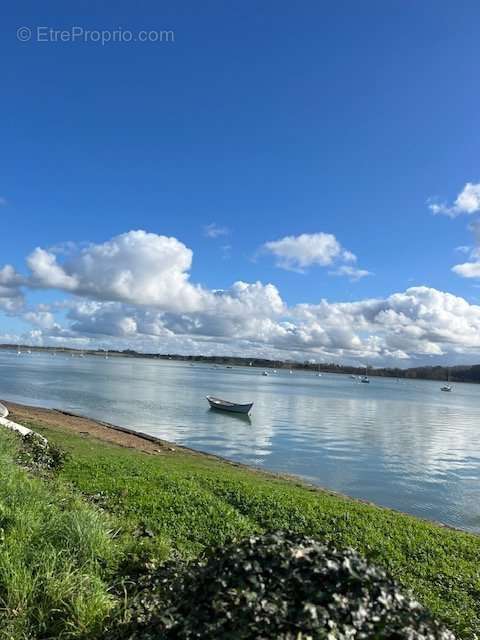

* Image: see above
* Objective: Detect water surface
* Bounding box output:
[1,351,479,533]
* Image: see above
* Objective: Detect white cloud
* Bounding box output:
[21,283,480,366]
[452,221,480,279]
[26,230,206,312]
[28,248,79,290]
[452,262,480,278]
[23,311,58,330]
[66,280,285,343]
[262,232,360,273]
[0,265,24,311]
[6,230,480,365]
[429,182,480,217]
[328,265,372,281]
[0,265,23,289]
[204,223,229,238]
[289,286,480,360]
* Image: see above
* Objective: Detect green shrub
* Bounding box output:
[18,431,67,473]
[114,531,456,640]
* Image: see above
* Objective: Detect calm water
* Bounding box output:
[1,351,479,533]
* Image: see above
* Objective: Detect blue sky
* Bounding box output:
[1,1,480,364]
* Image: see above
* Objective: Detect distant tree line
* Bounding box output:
[2,344,480,383]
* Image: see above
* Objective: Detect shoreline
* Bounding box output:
[1,345,477,385]
[3,398,343,487]
[2,397,474,538]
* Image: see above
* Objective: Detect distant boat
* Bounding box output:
[206,395,253,415]
[350,374,357,380]
[441,369,452,392]
[262,371,269,376]
[360,365,370,384]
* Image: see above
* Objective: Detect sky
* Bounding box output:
[1,0,480,365]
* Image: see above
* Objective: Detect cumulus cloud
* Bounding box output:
[24,284,480,365]
[67,280,285,343]
[26,230,206,312]
[289,286,480,360]
[262,232,361,274]
[28,248,79,290]
[0,265,25,311]
[5,229,480,365]
[0,265,23,290]
[429,182,480,217]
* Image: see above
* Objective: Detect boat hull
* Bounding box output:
[206,396,253,414]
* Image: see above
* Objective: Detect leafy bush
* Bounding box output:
[18,431,67,472]
[113,531,455,639]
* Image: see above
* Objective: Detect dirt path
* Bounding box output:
[3,400,177,455]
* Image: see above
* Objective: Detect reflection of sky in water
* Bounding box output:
[1,351,480,532]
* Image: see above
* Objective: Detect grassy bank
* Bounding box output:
[0,430,118,639]
[1,413,480,638]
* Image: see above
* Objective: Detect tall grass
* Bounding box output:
[0,431,117,639]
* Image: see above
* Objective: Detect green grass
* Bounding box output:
[3,420,480,638]
[0,430,118,640]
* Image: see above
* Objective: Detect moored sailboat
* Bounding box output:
[360,365,370,383]
[441,368,453,392]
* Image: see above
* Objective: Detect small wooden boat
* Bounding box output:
[206,395,253,414]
